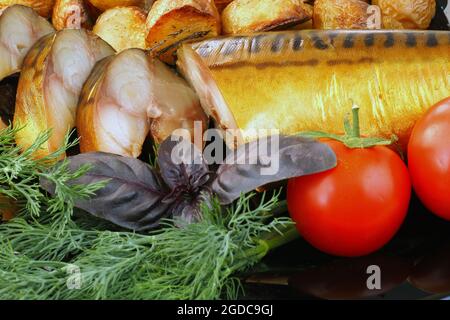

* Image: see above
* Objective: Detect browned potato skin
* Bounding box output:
[86,0,145,11]
[83,0,101,20]
[145,0,221,65]
[215,0,232,12]
[313,0,371,29]
[373,0,436,29]
[292,18,313,30]
[222,0,313,35]
[0,0,56,17]
[52,0,91,30]
[93,6,147,51]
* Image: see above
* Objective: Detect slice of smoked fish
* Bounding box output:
[177,30,450,148]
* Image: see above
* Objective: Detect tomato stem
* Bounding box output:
[298,102,398,149]
[352,104,361,138]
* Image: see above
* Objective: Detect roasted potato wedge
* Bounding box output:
[145,0,221,65]
[86,0,146,11]
[222,0,313,35]
[93,6,147,51]
[215,0,232,12]
[13,29,115,159]
[0,5,55,81]
[0,0,55,17]
[52,0,91,30]
[373,0,436,29]
[293,19,313,30]
[313,0,372,29]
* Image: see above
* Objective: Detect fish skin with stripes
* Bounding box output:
[178,30,450,149]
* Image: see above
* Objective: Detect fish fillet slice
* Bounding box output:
[77,49,207,158]
[14,29,115,158]
[0,5,54,81]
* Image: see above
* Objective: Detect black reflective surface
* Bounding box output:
[0,74,18,125]
[431,0,450,30]
[243,195,450,300]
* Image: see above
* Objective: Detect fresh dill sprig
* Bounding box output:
[0,218,100,261]
[39,161,107,233]
[0,192,296,300]
[0,126,107,232]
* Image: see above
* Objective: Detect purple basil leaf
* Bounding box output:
[157,136,210,190]
[157,136,213,225]
[211,135,337,204]
[169,189,213,227]
[41,152,170,231]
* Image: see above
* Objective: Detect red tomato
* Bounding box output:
[288,140,411,257]
[408,97,450,221]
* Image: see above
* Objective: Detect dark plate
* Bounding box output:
[242,194,450,300]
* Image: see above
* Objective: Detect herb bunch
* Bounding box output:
[0,192,295,299]
[0,126,298,299]
[0,126,333,300]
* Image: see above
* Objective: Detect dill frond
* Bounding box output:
[0,126,107,232]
